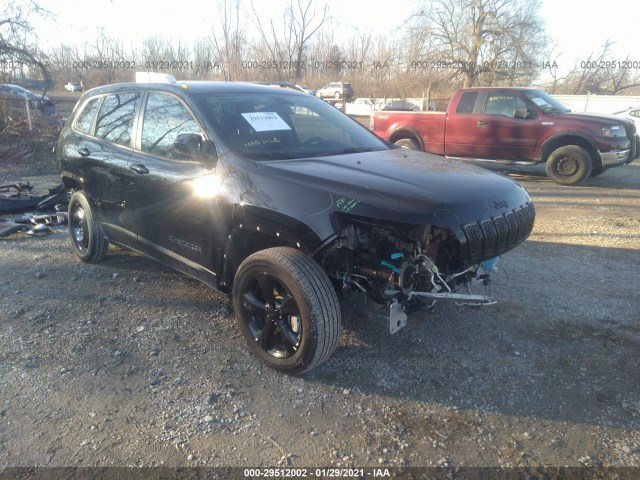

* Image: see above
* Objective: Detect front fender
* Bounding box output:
[220,204,327,289]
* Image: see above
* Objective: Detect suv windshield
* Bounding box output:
[199,92,386,160]
[523,89,571,113]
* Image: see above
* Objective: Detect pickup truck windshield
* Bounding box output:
[199,93,387,160]
[523,90,571,113]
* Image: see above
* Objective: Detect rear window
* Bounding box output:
[73,97,102,134]
[456,92,478,114]
[95,93,139,147]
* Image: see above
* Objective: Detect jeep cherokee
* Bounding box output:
[57,81,535,374]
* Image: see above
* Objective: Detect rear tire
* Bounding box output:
[545,145,593,186]
[233,247,341,375]
[394,138,420,150]
[68,190,108,263]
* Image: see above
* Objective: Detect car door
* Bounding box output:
[446,90,540,160]
[125,91,217,273]
[473,91,539,160]
[63,92,140,245]
[444,91,488,157]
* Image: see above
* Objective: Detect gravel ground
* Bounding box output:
[1,153,639,473]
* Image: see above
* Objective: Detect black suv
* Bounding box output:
[57,81,535,374]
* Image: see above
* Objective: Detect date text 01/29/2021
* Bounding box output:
[242,467,392,477]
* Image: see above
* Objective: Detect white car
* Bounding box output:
[64,82,83,92]
[345,98,378,116]
[613,107,640,125]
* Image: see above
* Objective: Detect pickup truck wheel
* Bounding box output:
[68,190,108,263]
[394,138,420,150]
[233,247,341,375]
[546,146,593,186]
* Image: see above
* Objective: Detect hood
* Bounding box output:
[250,148,532,238]
[556,112,635,128]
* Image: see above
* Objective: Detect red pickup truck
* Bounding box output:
[371,87,639,185]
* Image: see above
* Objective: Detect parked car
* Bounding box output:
[613,106,640,125]
[380,99,422,111]
[57,80,534,374]
[295,85,315,96]
[0,84,56,116]
[372,87,640,186]
[315,81,354,101]
[64,82,83,92]
[345,97,377,116]
[0,83,53,103]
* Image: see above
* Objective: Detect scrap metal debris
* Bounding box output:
[0,182,68,238]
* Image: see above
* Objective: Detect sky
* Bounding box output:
[32,0,637,75]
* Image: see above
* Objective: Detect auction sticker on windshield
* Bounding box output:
[241,112,291,131]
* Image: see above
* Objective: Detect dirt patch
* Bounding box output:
[1,153,639,470]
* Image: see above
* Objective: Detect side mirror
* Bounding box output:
[174,133,203,157]
[174,133,218,169]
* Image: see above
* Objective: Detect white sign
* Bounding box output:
[531,97,548,107]
[241,112,291,132]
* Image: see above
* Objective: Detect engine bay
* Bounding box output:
[320,217,497,332]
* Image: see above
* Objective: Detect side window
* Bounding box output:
[485,94,527,118]
[456,92,478,114]
[95,93,139,146]
[141,93,203,160]
[630,110,640,118]
[73,97,102,134]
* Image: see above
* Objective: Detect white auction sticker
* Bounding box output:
[241,112,291,132]
[531,98,548,106]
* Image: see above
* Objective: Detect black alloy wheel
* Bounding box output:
[233,247,340,374]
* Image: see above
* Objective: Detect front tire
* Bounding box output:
[546,146,593,186]
[68,190,108,263]
[233,247,341,375]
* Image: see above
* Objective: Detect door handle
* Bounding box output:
[129,164,149,175]
[477,120,487,127]
[77,148,90,157]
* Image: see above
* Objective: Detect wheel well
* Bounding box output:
[388,130,422,149]
[541,136,601,169]
[222,229,304,291]
[62,176,81,191]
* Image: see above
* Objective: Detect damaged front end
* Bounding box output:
[319,203,535,333]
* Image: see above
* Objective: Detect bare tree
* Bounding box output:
[287,0,328,79]
[47,43,81,84]
[250,0,328,81]
[0,1,52,86]
[209,0,246,80]
[408,0,546,87]
[250,0,289,80]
